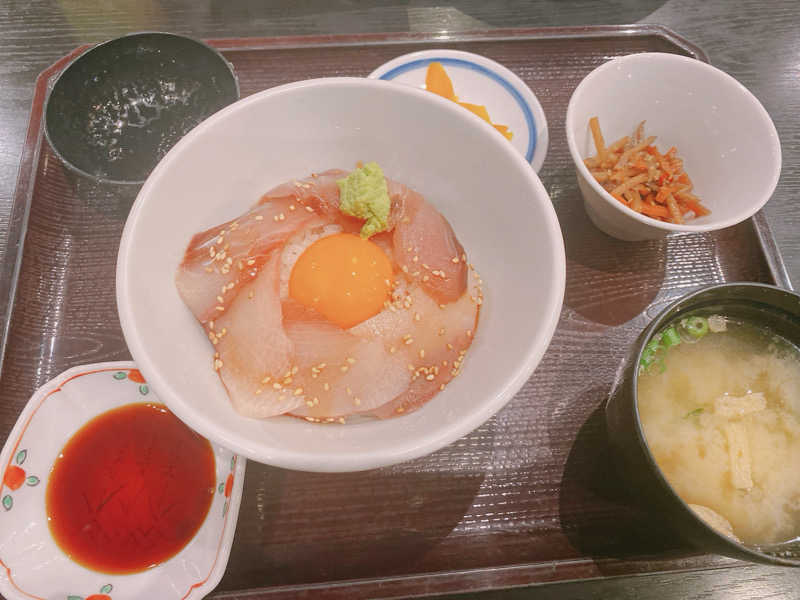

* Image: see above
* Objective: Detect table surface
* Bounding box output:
[1,0,799,598]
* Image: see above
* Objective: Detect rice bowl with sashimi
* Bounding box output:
[175,165,481,422]
[117,78,565,471]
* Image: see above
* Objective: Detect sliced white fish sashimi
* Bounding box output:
[176,197,321,323]
[175,168,481,421]
[211,255,302,417]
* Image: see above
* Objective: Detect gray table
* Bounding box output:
[1,0,799,597]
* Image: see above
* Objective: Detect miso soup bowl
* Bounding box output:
[606,282,800,566]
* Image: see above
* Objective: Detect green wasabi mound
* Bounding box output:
[337,162,391,238]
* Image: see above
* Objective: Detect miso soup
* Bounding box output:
[638,315,800,545]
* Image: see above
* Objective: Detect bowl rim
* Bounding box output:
[630,282,800,565]
[43,31,241,186]
[565,52,782,233]
[116,76,566,472]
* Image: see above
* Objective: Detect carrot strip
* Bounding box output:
[585,118,708,223]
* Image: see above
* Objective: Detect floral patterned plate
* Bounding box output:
[0,362,245,600]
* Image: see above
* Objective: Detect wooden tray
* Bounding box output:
[0,25,791,599]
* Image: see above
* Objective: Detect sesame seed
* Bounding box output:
[216,306,225,312]
[216,235,224,244]
[396,406,405,413]
[346,357,356,364]
[209,321,215,329]
[255,388,262,395]
[408,364,415,371]
[273,215,279,222]
[440,383,446,390]
[419,349,425,359]
[323,383,330,391]
[279,395,286,401]
[305,206,314,213]
[354,397,361,406]
[294,388,304,396]
[261,376,272,384]
[389,346,396,354]
[318,363,327,369]
[217,295,224,303]
[305,416,316,423]
[204,266,214,273]
[338,417,346,424]
[451,256,460,263]
[306,400,314,407]
[438,328,445,336]
[248,291,254,299]
[278,213,286,221]
[477,297,483,305]
[230,222,239,231]
[214,359,223,370]
[340,365,349,373]
[404,337,414,345]
[402,265,409,273]
[422,263,430,269]
[414,312,421,321]
[313,397,319,405]
[247,259,255,266]
[412,255,419,263]
[209,246,216,257]
[226,257,233,265]
[289,204,296,211]
[255,215,264,221]
[447,343,454,350]
[283,377,293,385]
[426,374,435,381]
[439,304,446,309]
[273,382,282,390]
[346,386,352,396]
[291,366,299,375]
[422,275,429,282]
[467,330,473,337]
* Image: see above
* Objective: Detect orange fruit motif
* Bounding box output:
[224,473,234,498]
[127,369,146,383]
[86,595,111,600]
[3,465,25,491]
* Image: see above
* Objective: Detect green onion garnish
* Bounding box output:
[684,316,709,339]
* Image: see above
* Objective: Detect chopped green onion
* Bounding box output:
[685,407,704,418]
[662,326,681,348]
[685,316,709,339]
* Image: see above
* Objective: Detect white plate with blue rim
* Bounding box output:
[0,361,245,600]
[369,49,549,172]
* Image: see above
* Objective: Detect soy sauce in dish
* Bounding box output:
[46,403,216,574]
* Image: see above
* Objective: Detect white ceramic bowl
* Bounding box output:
[117,77,565,472]
[565,52,781,241]
[0,362,244,600]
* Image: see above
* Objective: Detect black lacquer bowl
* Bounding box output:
[606,282,800,566]
[45,32,239,184]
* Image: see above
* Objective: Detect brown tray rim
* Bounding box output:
[0,24,792,597]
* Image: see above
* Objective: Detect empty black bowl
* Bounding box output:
[45,32,239,184]
[606,282,800,566]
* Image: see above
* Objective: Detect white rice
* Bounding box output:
[279,224,343,299]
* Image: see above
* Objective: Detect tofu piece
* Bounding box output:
[714,392,766,418]
[725,422,753,491]
[689,504,741,542]
[708,315,727,333]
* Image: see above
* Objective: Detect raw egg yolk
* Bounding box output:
[289,233,393,329]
